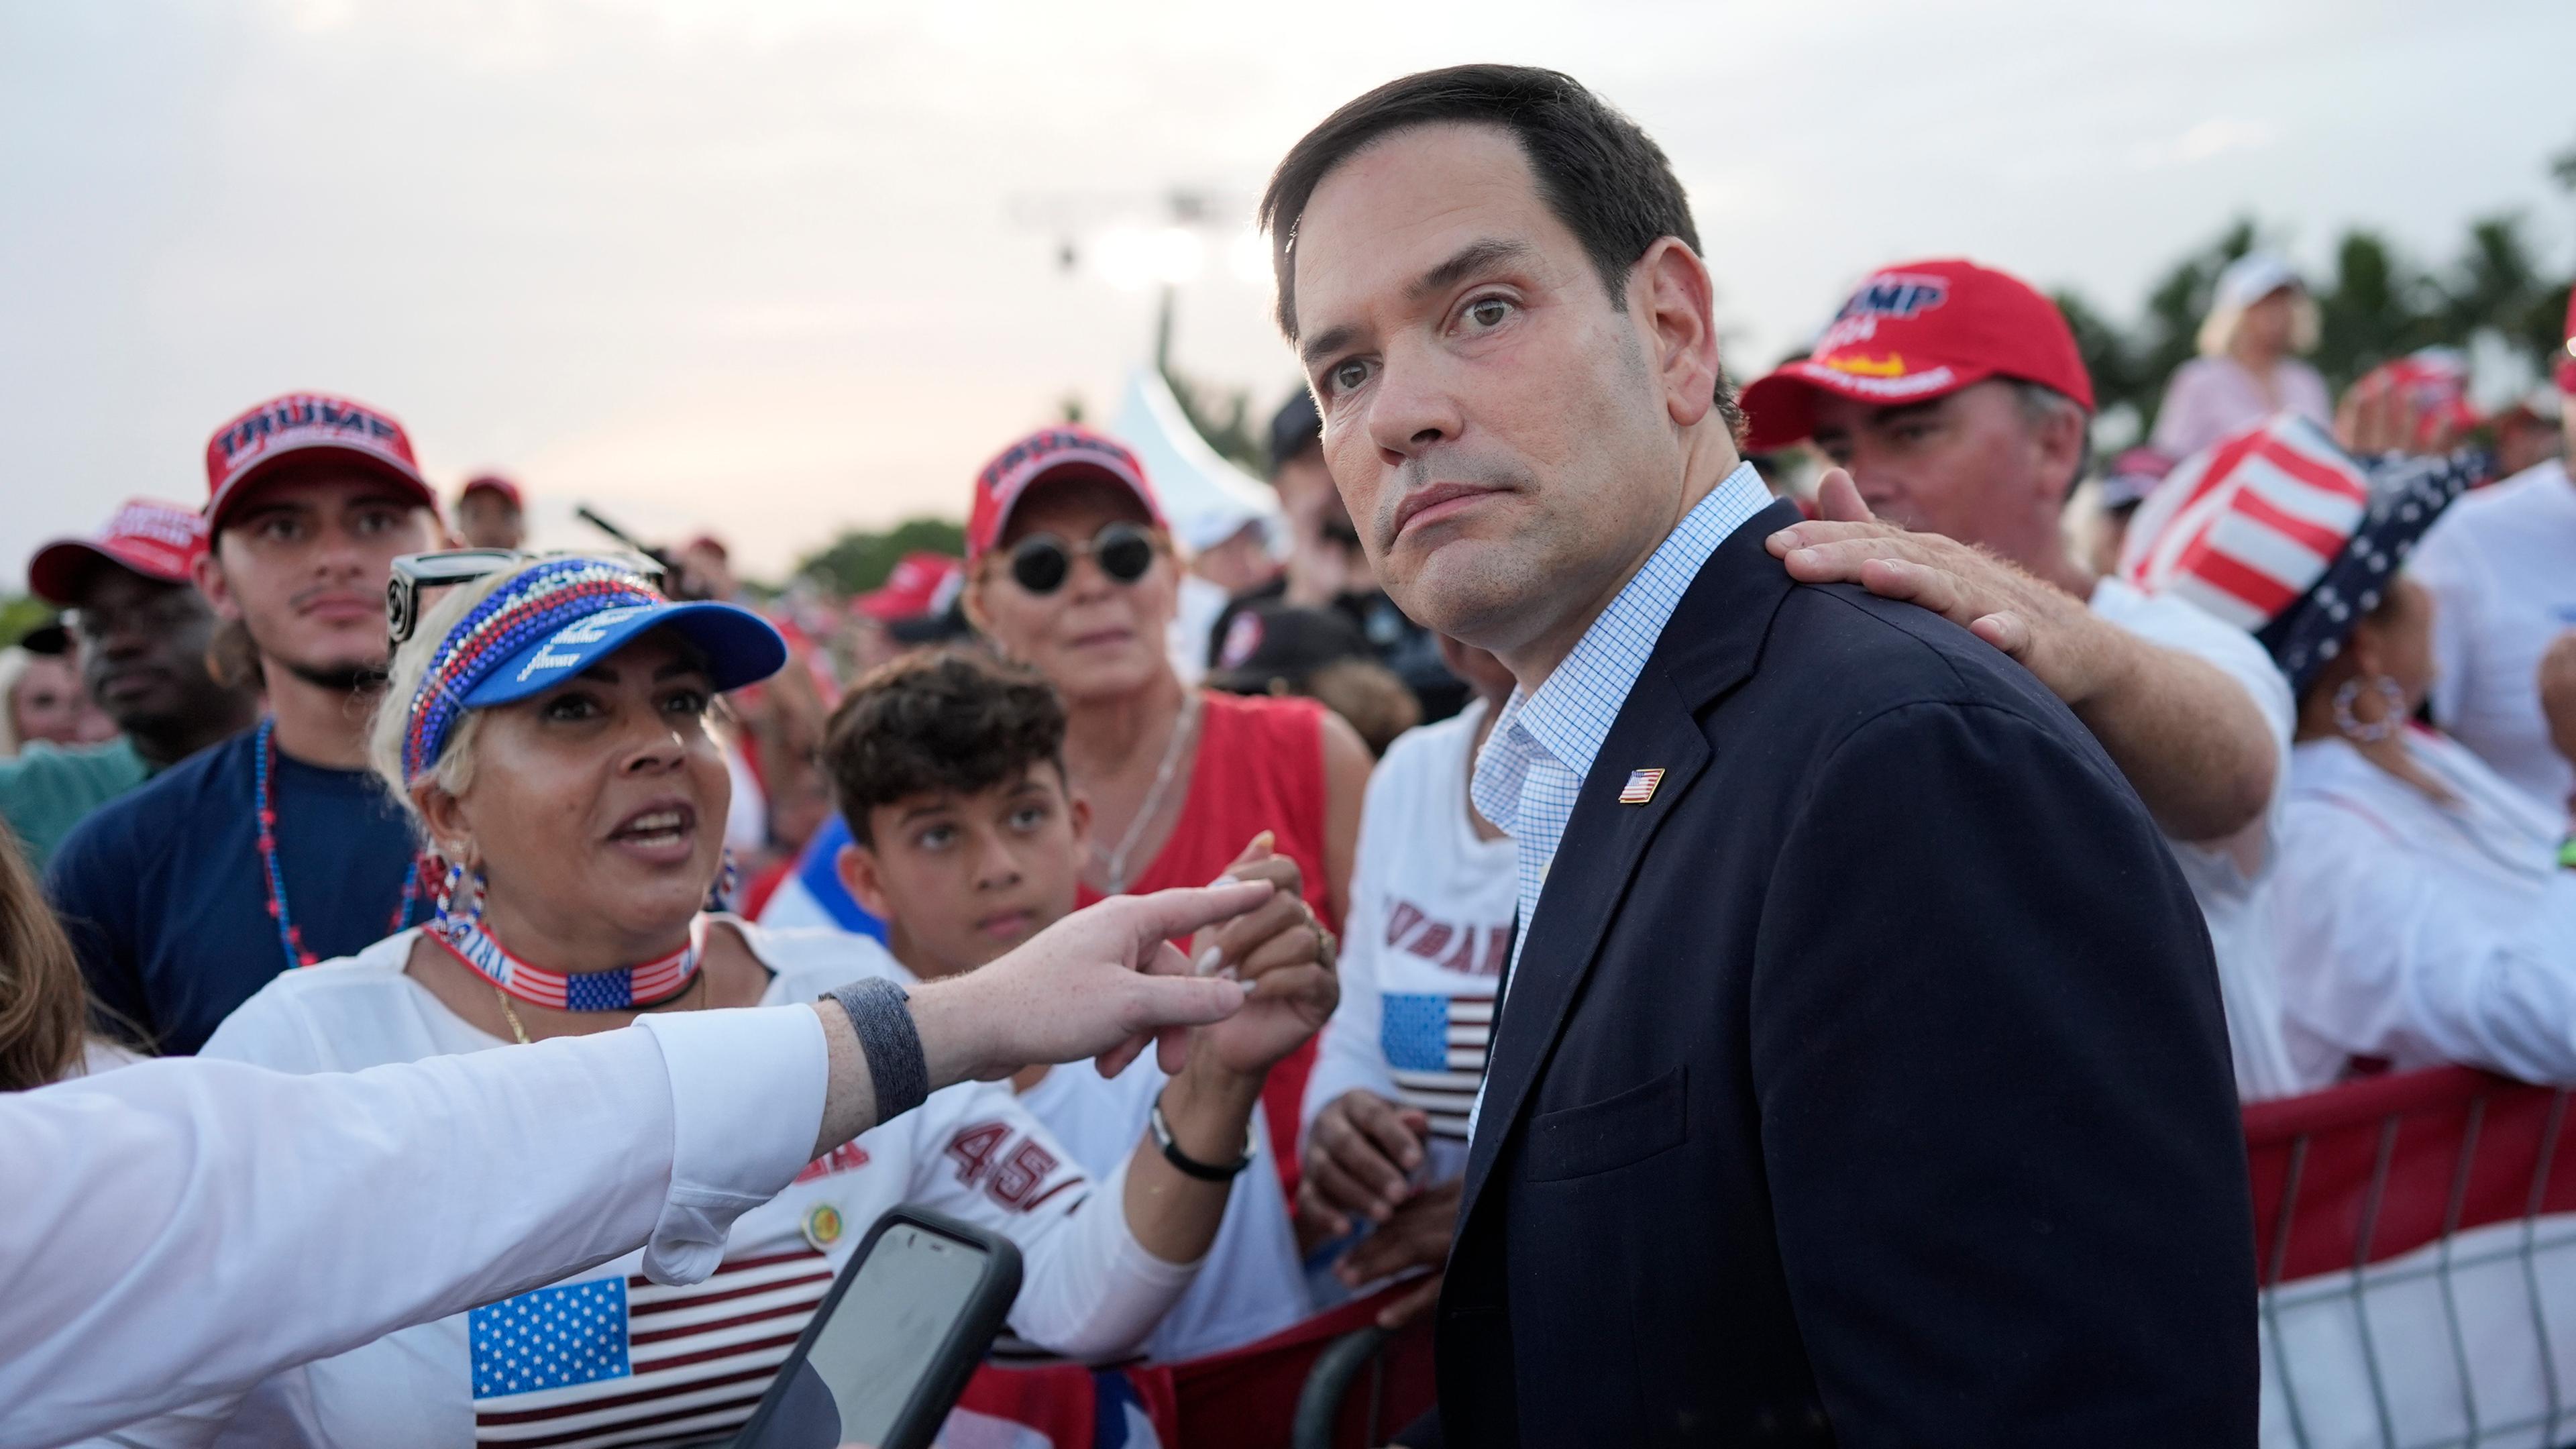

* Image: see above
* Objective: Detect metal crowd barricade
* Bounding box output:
[2250,1065,2576,1449]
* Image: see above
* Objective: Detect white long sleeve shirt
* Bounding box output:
[0,1005,828,1449]
[2274,729,2576,1089]
[151,924,1190,1449]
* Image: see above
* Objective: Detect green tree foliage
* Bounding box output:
[0,595,56,649]
[794,517,969,596]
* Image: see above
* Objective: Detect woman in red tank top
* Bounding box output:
[963,428,1375,1202]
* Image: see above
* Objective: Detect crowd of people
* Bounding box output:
[5,58,2575,1449]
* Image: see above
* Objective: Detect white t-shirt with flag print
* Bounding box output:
[152,923,1193,1449]
[1302,698,1517,1187]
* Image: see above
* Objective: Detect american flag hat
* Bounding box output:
[2122,414,2477,693]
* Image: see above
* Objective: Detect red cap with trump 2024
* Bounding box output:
[1739,258,2095,453]
[965,426,1167,564]
[202,392,435,531]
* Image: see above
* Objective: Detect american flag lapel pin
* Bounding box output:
[1617,767,1665,805]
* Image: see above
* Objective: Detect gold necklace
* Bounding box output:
[494,987,531,1045]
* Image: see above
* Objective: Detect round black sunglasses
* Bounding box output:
[1008,522,1157,595]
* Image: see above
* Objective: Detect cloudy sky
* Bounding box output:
[3,0,2569,586]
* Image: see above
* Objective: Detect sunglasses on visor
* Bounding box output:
[1006,522,1157,595]
[386,548,667,647]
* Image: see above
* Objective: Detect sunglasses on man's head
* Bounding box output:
[1006,522,1157,596]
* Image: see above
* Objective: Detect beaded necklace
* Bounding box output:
[255,716,421,970]
[428,904,707,1011]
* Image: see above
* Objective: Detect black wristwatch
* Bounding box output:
[1148,1088,1255,1182]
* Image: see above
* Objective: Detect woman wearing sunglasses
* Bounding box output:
[142,553,1331,1449]
[961,428,1373,1201]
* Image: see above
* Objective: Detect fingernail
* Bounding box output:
[1196,945,1224,975]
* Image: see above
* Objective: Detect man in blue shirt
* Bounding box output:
[50,393,443,1054]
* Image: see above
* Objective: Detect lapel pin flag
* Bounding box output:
[1618,767,1665,805]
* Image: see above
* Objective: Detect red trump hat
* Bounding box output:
[203,392,435,530]
[965,426,1166,564]
[857,551,965,622]
[27,498,209,605]
[1741,259,2094,452]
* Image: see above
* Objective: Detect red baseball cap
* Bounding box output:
[27,498,209,606]
[965,426,1167,564]
[203,392,435,530]
[458,473,523,509]
[856,551,965,622]
[1740,259,2095,452]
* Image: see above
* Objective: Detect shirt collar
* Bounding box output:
[1473,462,1771,822]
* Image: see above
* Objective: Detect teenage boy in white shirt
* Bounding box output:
[826,647,1326,1361]
[1297,636,1517,1329]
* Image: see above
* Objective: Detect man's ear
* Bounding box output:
[837,841,896,922]
[1633,237,1721,431]
[191,547,243,622]
[2033,399,2090,508]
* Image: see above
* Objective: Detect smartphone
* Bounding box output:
[733,1205,1022,1449]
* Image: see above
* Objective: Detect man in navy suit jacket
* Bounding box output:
[1258,66,2256,1445]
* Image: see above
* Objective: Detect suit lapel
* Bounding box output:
[1456,499,1804,1231]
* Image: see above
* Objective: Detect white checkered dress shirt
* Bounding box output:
[1464,463,1772,1136]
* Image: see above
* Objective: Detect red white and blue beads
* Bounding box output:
[256,715,422,971]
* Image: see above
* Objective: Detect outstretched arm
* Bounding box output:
[0,883,1267,1447]
[1769,471,2277,843]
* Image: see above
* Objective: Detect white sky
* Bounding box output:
[4,0,2571,587]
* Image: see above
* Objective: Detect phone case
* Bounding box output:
[731,1203,1024,1449]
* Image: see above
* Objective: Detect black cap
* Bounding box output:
[1267,391,1322,478]
[1208,601,1371,695]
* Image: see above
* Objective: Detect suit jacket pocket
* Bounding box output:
[1523,1064,1687,1181]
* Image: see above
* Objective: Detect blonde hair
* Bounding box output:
[365,563,547,844]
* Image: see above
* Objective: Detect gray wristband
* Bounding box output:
[822,977,928,1123]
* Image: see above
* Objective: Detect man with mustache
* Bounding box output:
[3,500,258,869]
[49,394,444,1054]
[1266,65,2253,1444]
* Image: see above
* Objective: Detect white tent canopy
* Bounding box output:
[1106,368,1283,557]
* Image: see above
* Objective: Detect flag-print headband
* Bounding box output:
[400,556,788,784]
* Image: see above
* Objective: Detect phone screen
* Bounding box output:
[802,1222,994,1448]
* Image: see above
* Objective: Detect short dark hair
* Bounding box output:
[823,647,1067,847]
[1260,64,1740,441]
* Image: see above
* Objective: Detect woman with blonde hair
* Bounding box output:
[156,552,1332,1448]
[2151,252,2332,460]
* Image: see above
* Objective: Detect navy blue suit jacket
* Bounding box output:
[1426,500,2256,1446]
